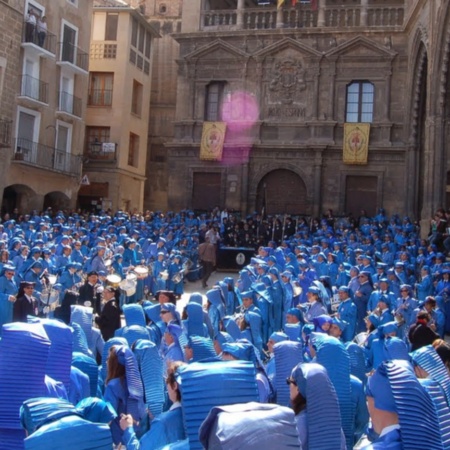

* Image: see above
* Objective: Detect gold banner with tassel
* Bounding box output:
[343,123,370,165]
[200,122,226,161]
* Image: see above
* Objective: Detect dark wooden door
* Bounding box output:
[257,169,307,215]
[192,172,221,211]
[345,175,377,217]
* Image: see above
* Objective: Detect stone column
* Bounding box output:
[236,0,245,29]
[317,0,326,27]
[328,59,337,120]
[312,150,323,217]
[360,0,368,26]
[384,65,393,122]
[240,159,249,215]
[276,5,284,28]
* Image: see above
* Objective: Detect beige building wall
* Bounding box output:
[1,0,92,214]
[83,4,158,213]
[0,0,23,211]
[140,0,183,212]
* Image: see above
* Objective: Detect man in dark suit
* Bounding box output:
[13,281,38,322]
[78,271,101,314]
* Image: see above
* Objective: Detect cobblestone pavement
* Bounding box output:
[176,269,237,311]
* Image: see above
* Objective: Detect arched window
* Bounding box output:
[345,81,374,123]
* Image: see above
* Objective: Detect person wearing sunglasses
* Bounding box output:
[13,281,38,322]
[288,362,346,449]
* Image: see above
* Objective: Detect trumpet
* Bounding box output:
[372,306,382,317]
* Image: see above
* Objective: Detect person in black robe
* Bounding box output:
[95,286,121,341]
[78,271,102,314]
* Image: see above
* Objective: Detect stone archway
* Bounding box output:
[256,169,307,215]
[1,184,37,216]
[43,191,71,212]
[414,43,428,221]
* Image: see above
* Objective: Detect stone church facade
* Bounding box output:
[158,0,449,224]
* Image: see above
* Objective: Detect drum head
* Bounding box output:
[39,289,60,306]
[134,265,149,279]
[107,274,121,285]
[126,272,137,282]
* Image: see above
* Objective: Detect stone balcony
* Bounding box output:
[200,1,404,31]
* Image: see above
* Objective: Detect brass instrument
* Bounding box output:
[354,332,368,347]
[182,259,193,274]
[172,272,183,283]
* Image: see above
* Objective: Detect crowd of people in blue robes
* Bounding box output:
[1,205,450,449]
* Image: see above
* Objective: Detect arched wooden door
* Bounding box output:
[256,169,307,215]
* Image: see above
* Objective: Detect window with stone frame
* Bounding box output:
[345,81,374,123]
[131,79,143,116]
[128,132,139,167]
[205,81,227,122]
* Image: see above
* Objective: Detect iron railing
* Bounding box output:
[22,20,57,54]
[20,74,48,103]
[13,137,81,177]
[58,41,89,72]
[58,91,82,117]
[87,89,113,107]
[84,141,117,163]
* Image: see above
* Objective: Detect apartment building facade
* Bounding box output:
[80,1,159,213]
[1,0,92,214]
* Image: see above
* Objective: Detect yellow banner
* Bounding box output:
[200,122,226,161]
[343,123,370,165]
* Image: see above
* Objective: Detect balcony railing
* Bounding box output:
[19,74,48,103]
[58,42,89,72]
[84,141,117,163]
[88,89,113,107]
[0,118,12,148]
[22,20,57,55]
[13,137,81,177]
[201,3,404,30]
[58,91,82,117]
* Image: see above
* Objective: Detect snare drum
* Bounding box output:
[120,277,137,296]
[106,273,122,287]
[38,288,60,308]
[126,272,138,282]
[134,265,149,279]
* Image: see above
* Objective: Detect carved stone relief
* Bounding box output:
[265,57,307,120]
